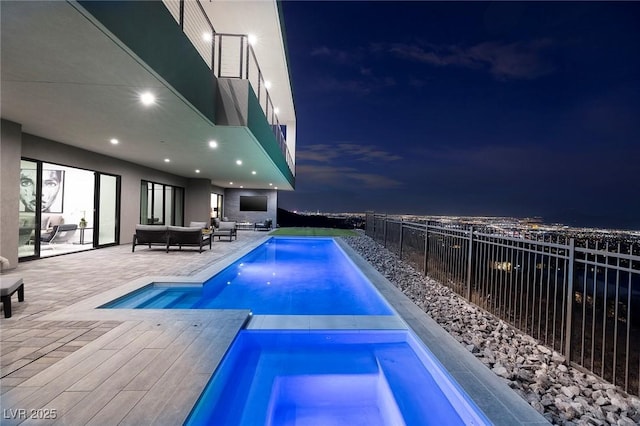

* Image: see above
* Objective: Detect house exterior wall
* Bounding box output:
[223,188,277,225]
[0,120,23,269]
[13,126,200,246]
[185,178,212,225]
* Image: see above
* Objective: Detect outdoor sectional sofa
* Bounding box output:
[132,224,212,253]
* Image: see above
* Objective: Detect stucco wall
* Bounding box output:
[185,178,212,225]
[0,120,23,270]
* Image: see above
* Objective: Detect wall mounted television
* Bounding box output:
[240,195,268,211]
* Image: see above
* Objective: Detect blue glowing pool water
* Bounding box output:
[102,238,393,315]
[185,330,490,426]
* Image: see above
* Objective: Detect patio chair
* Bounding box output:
[214,221,237,241]
[254,218,273,231]
[1,276,24,318]
[41,224,78,244]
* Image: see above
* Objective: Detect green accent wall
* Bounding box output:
[77,0,216,122]
[247,89,295,188]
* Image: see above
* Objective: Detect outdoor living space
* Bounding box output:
[0,229,549,425]
[0,232,266,424]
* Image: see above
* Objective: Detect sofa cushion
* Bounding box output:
[168,226,201,233]
[136,225,168,231]
[189,221,208,229]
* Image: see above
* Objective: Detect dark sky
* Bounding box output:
[277,1,640,229]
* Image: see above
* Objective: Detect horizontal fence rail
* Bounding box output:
[366,213,640,396]
[162,0,294,175]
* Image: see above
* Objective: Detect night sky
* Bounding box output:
[277,1,640,230]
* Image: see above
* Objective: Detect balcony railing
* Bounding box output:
[162,0,294,175]
[366,213,640,397]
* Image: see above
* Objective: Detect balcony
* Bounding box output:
[162,0,295,177]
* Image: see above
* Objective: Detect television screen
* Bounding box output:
[240,195,268,211]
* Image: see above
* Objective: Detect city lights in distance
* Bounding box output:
[110,138,119,145]
[209,140,218,148]
[140,92,156,106]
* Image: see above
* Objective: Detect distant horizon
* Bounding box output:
[279,2,640,231]
[281,207,640,232]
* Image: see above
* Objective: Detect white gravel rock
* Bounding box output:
[343,234,640,426]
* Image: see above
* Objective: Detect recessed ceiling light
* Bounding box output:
[209,140,218,148]
[269,183,273,186]
[229,182,233,185]
[140,92,156,106]
[274,186,278,190]
[202,32,213,42]
[274,108,280,115]
[264,81,272,90]
[164,158,170,163]
[240,186,244,189]
[195,169,200,173]
[248,34,257,46]
[110,138,119,145]
[236,160,242,166]
[251,171,257,175]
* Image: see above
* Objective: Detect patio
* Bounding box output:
[0,232,266,424]
[0,232,546,425]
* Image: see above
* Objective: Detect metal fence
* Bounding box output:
[162,0,294,174]
[366,213,640,396]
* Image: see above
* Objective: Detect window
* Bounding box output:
[140,180,184,225]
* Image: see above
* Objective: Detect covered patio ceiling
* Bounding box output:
[1,0,293,190]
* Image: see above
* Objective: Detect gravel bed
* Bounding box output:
[344,233,640,426]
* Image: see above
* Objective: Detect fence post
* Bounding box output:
[466,226,474,301]
[399,218,404,259]
[383,215,388,247]
[564,238,576,360]
[423,223,429,275]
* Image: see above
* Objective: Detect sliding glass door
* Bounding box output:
[18,158,121,260]
[18,160,38,259]
[140,181,184,226]
[96,173,119,247]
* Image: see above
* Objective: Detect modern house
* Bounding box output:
[0,0,296,267]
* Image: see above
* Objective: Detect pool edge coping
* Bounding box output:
[335,238,550,426]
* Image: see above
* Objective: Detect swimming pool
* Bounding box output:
[102,238,393,315]
[185,330,490,426]
[102,236,492,424]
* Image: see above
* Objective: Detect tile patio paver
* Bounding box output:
[0,232,267,424]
